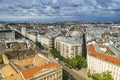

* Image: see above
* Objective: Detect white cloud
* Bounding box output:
[52,0,58,4]
[0,0,120,21]
[44,6,55,12]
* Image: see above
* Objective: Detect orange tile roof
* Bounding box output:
[22,61,61,79]
[88,44,120,65]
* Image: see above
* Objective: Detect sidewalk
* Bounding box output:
[72,68,93,80]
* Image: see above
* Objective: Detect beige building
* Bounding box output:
[55,36,83,58]
[87,42,120,80]
[37,31,60,50]
[0,64,24,80]
[1,53,62,80]
[18,54,62,80]
[41,36,54,50]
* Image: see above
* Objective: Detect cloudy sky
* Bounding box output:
[0,0,120,22]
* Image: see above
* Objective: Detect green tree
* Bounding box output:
[50,48,87,69]
[35,42,44,49]
[102,71,114,80]
[92,71,114,80]
[65,55,87,69]
[50,48,64,60]
[0,55,3,64]
[63,70,75,80]
[92,73,101,80]
[72,55,87,68]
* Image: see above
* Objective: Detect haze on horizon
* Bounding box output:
[0,0,120,22]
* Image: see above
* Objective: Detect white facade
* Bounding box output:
[21,27,26,36]
[41,37,53,50]
[26,33,37,42]
[55,36,82,58]
[88,54,120,80]
[37,35,54,50]
[87,43,120,80]
[37,35,42,42]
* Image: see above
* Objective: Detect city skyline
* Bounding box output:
[0,0,120,22]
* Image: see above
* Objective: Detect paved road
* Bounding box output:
[47,53,88,80]
[60,62,87,80]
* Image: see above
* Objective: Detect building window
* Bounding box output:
[50,74,52,78]
[44,77,46,80]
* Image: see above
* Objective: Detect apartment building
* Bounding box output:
[87,42,120,80]
[17,54,62,80]
[86,26,110,42]
[55,36,83,58]
[0,30,15,42]
[1,53,62,80]
[40,36,54,50]
[108,39,120,52]
[0,40,62,80]
[37,31,60,50]
[26,32,37,42]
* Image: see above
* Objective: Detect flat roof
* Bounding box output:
[0,30,13,32]
[56,36,82,44]
[2,73,23,80]
[0,64,17,78]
